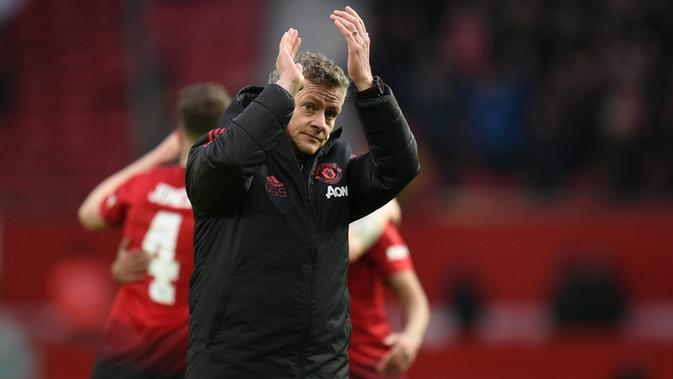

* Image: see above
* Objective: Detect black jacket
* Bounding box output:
[185,79,419,378]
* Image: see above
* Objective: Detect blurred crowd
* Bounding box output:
[371,0,673,200]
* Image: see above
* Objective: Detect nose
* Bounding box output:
[310,112,329,134]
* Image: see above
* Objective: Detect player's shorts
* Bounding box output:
[90,357,185,379]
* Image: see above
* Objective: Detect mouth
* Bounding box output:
[303,133,322,143]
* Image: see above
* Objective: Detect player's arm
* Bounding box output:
[78,132,180,230]
[377,270,430,376]
[344,78,419,223]
[349,199,401,262]
[330,7,420,222]
[186,29,301,215]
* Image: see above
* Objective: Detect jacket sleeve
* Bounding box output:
[186,84,294,216]
[347,77,420,222]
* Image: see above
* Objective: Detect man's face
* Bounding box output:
[286,82,346,156]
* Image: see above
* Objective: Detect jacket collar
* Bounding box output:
[223,85,344,143]
[220,85,265,127]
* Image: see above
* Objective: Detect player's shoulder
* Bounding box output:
[380,223,404,245]
[120,165,186,201]
[361,224,403,259]
[145,166,192,211]
[372,224,413,270]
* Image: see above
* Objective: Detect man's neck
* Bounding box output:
[179,143,191,167]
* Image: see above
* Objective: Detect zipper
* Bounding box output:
[297,256,314,377]
[304,141,334,204]
[297,144,332,376]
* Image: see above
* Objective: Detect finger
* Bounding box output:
[333,10,363,35]
[384,360,403,376]
[130,269,147,279]
[131,255,150,267]
[136,260,150,270]
[332,10,359,28]
[123,253,147,267]
[121,251,143,262]
[330,14,358,36]
[344,6,368,36]
[278,31,289,52]
[291,36,302,57]
[387,352,407,373]
[287,28,297,49]
[134,260,151,273]
[331,17,358,45]
[123,272,145,283]
[129,256,149,270]
[138,252,152,262]
[331,14,364,44]
[118,238,130,250]
[376,344,399,372]
[376,353,392,372]
[127,264,145,274]
[281,30,288,47]
[383,334,398,346]
[332,13,365,44]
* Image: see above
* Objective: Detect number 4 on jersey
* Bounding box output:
[142,211,182,305]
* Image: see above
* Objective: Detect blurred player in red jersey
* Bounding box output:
[348,200,430,379]
[78,83,230,379]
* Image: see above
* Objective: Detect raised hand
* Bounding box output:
[275,28,304,96]
[330,6,373,91]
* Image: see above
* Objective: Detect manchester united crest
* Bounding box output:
[314,162,343,184]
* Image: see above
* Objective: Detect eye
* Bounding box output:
[302,103,315,113]
[325,110,338,121]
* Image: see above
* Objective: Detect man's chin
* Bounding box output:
[298,144,320,156]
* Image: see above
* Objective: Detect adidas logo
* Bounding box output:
[265,175,287,198]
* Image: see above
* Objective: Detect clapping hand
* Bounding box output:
[275,27,304,96]
[330,6,373,91]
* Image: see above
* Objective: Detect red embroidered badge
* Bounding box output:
[314,163,343,184]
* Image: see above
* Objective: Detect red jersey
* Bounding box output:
[348,223,414,379]
[98,166,193,374]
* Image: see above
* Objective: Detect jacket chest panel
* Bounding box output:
[250,155,350,226]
